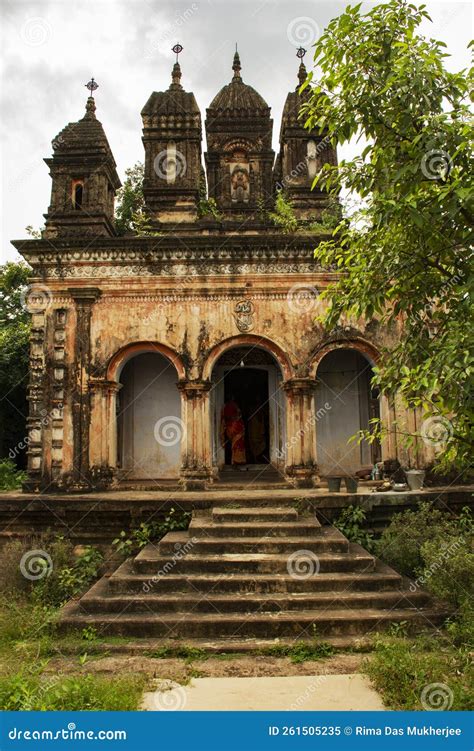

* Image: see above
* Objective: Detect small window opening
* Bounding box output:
[72,181,84,209]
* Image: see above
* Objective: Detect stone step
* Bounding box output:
[133,542,375,574]
[78,579,431,614]
[212,506,300,523]
[108,560,404,595]
[59,606,447,638]
[189,518,321,538]
[161,529,347,555]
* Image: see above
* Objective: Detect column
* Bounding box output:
[283,377,319,488]
[88,379,122,488]
[178,379,213,490]
[68,287,101,489]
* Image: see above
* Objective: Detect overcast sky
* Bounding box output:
[1,0,471,262]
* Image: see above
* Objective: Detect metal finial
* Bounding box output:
[85,77,99,95]
[296,47,306,59]
[172,43,183,62]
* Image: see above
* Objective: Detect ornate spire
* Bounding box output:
[170,44,184,90]
[296,47,307,88]
[84,78,98,119]
[84,96,97,119]
[170,62,182,89]
[232,45,241,80]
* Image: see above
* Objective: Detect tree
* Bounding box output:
[302,0,474,472]
[114,161,149,235]
[0,262,31,466]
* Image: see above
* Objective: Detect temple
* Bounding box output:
[12,49,434,492]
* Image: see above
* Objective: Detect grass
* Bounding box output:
[364,633,473,711]
[147,646,208,662]
[0,669,146,710]
[0,597,147,710]
[262,642,335,663]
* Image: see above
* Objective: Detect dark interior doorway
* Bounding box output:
[223,368,270,465]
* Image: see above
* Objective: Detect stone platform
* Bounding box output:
[0,485,471,546]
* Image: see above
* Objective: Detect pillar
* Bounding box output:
[68,287,101,489]
[88,378,122,488]
[283,377,319,488]
[178,380,213,490]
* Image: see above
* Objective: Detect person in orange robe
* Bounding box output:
[220,398,246,466]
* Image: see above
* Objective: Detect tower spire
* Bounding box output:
[84,78,99,119]
[296,47,307,87]
[232,44,241,80]
[170,44,184,89]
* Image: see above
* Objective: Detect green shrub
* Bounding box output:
[365,635,473,710]
[376,502,457,576]
[0,540,32,594]
[0,535,103,606]
[113,508,191,557]
[445,600,474,649]
[0,596,56,648]
[0,459,26,490]
[269,192,298,233]
[420,534,474,608]
[197,197,221,220]
[33,543,103,607]
[334,505,375,552]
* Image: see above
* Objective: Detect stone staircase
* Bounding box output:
[60,505,447,646]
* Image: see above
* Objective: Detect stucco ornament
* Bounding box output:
[233,299,255,332]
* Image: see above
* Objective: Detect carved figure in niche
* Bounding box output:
[306,139,317,181]
[230,165,250,203]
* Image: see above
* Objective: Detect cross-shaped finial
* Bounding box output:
[172,43,183,62]
[296,47,306,59]
[85,77,99,95]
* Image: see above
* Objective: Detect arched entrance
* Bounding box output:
[116,351,182,480]
[314,349,381,475]
[210,346,286,472]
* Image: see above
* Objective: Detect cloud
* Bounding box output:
[1,0,472,261]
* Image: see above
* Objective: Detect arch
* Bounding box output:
[312,342,382,475]
[106,341,186,382]
[308,337,381,378]
[202,334,293,381]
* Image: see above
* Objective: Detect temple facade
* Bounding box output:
[13,51,433,492]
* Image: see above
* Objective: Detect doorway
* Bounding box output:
[223,367,270,465]
[211,346,285,471]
